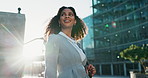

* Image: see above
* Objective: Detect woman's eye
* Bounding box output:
[61,14,66,16]
[69,14,74,16]
[61,13,74,17]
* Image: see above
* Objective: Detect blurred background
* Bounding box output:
[0,0,148,78]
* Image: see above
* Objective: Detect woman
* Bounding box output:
[44,6,96,78]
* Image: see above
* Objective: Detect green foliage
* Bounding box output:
[120,44,148,72]
[120,45,148,62]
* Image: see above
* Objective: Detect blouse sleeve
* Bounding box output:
[45,35,60,78]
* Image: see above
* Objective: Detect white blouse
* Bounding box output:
[59,32,86,62]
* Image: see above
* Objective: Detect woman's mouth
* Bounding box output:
[64,20,71,23]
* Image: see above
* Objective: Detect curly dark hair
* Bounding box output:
[44,6,88,40]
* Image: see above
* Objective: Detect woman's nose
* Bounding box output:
[65,15,70,18]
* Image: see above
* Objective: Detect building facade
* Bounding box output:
[90,0,148,76]
[0,11,26,77]
[83,15,95,63]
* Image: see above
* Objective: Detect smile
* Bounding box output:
[64,20,71,23]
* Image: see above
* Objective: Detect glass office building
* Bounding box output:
[91,0,148,76]
[83,15,95,63]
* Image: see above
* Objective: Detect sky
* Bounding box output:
[0,0,92,42]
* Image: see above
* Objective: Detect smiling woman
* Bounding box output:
[44,6,96,78]
[0,0,92,77]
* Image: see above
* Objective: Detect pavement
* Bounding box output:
[23,76,129,78]
[0,75,130,78]
[21,75,130,78]
[93,75,130,78]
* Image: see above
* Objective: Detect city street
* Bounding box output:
[0,0,147,78]
[21,75,129,78]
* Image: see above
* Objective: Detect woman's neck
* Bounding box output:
[61,29,72,38]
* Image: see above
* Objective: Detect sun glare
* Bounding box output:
[22,39,44,62]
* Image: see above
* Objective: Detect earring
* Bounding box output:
[58,21,61,27]
[73,23,76,26]
[59,24,61,27]
[73,21,76,26]
[59,22,61,27]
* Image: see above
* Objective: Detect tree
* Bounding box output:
[120,44,148,73]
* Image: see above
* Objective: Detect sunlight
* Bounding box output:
[22,39,44,62]
[22,75,40,78]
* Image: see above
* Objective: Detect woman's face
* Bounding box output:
[59,8,76,28]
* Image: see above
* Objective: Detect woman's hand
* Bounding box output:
[86,64,96,77]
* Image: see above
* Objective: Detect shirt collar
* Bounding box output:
[59,32,76,43]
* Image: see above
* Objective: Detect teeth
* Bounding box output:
[64,20,70,23]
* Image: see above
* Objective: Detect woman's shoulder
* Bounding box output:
[48,34,63,42]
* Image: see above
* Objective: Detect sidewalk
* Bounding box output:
[9,74,130,78]
[21,75,129,78]
[93,75,130,78]
[21,75,130,78]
